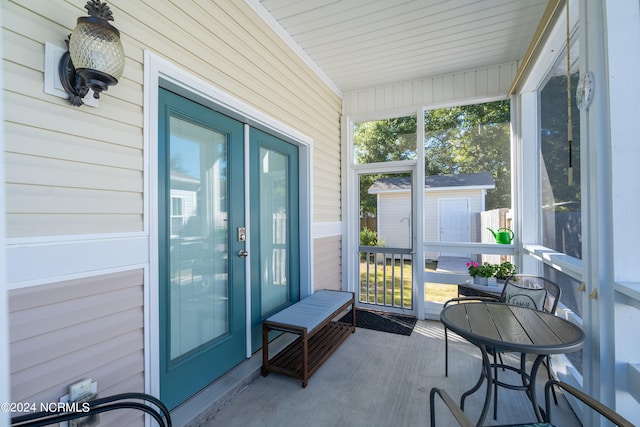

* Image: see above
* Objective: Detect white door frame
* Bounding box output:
[342,108,426,319]
[144,51,313,398]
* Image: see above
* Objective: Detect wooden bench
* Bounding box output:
[261,289,356,387]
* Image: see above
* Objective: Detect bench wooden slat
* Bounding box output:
[266,322,353,383]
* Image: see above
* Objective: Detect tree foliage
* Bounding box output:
[355,116,416,218]
[354,100,512,219]
[424,100,511,209]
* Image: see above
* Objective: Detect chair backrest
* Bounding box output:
[499,274,562,314]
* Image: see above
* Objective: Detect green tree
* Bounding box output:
[354,116,417,163]
[355,116,417,223]
[354,101,512,220]
[424,100,511,209]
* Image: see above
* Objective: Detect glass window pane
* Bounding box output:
[169,116,229,360]
[260,147,290,315]
[540,68,582,259]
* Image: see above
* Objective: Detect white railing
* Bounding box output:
[358,246,413,310]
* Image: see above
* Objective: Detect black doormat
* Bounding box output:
[339,309,417,336]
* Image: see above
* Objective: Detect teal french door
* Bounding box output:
[158,88,246,409]
[249,129,300,352]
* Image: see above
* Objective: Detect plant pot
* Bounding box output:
[474,276,488,286]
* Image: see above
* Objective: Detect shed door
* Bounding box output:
[438,199,470,255]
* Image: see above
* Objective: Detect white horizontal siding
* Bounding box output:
[7,184,142,214]
[4,122,142,170]
[378,193,412,249]
[7,214,142,238]
[313,236,342,291]
[343,62,518,117]
[6,152,142,192]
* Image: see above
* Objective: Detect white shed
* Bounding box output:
[368,173,496,259]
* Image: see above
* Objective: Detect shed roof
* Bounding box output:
[368,172,495,194]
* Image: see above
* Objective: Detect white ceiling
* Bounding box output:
[256,0,549,94]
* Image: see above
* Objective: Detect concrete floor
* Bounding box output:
[193,320,581,427]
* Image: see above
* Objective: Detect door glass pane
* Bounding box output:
[169,116,228,360]
[260,147,289,315]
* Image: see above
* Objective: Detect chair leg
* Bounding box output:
[493,351,498,420]
[445,327,449,377]
[545,356,558,405]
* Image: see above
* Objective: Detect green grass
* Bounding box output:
[359,259,458,308]
[359,259,413,307]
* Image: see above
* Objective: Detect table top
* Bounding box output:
[441,302,585,355]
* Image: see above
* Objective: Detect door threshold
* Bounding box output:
[170,333,296,426]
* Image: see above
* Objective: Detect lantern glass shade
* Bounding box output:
[69,16,124,82]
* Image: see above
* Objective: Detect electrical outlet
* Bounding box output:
[69,379,93,402]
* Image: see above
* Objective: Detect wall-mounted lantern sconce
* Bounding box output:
[59,0,125,106]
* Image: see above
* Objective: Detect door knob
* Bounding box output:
[238,250,249,258]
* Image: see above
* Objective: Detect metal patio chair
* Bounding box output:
[430,379,634,427]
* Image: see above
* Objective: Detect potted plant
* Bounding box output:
[494,261,517,282]
[466,261,496,285]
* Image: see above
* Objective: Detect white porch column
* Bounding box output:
[579,0,612,422]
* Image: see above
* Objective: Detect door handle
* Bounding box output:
[238,250,249,258]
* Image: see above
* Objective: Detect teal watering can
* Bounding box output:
[487,227,514,244]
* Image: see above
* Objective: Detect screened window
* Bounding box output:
[539,65,582,259]
[424,100,511,247]
[353,115,417,164]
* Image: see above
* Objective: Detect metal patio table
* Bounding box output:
[440,301,585,426]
